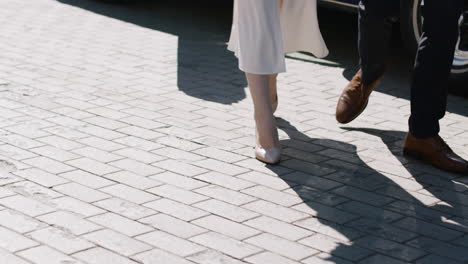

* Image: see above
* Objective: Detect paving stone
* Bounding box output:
[13,168,68,187]
[19,246,85,264]
[144,198,209,221]
[245,251,299,264]
[29,226,94,254]
[133,248,194,264]
[23,156,74,174]
[54,182,110,203]
[104,171,162,190]
[406,236,468,262]
[139,213,206,238]
[0,248,30,264]
[50,196,105,217]
[190,232,262,259]
[0,226,39,252]
[242,200,308,223]
[195,171,255,191]
[153,159,207,176]
[300,233,373,262]
[195,185,256,206]
[187,249,245,264]
[0,195,55,217]
[88,212,153,236]
[73,247,139,264]
[84,229,151,256]
[37,211,102,235]
[148,184,208,204]
[150,171,208,190]
[137,230,206,257]
[59,170,115,189]
[354,235,427,262]
[245,233,317,260]
[93,197,156,220]
[100,184,159,204]
[0,209,47,233]
[194,199,259,222]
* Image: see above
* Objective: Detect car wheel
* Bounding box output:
[401,0,468,96]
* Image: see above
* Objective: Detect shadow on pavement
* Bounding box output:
[263,118,468,263]
[58,0,247,105]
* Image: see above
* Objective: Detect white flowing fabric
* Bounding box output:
[228,0,329,75]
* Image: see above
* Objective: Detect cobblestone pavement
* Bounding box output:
[1,0,468,263]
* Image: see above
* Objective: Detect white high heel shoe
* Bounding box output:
[255,145,281,164]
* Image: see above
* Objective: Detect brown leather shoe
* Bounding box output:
[336,71,382,124]
[403,133,468,174]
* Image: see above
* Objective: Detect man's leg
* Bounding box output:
[409,0,464,137]
[336,0,399,124]
[404,0,468,174]
[359,0,399,84]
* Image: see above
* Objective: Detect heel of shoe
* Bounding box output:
[403,148,423,160]
[255,147,281,165]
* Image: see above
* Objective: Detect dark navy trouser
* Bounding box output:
[359,0,464,138]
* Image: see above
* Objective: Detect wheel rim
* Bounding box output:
[413,0,468,74]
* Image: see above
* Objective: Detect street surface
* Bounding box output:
[1,0,468,263]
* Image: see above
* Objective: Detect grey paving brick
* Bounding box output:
[195,185,256,206]
[245,251,298,264]
[415,254,461,264]
[281,171,342,191]
[29,226,94,254]
[73,247,139,264]
[66,158,119,176]
[148,184,208,204]
[153,159,207,177]
[0,226,39,252]
[236,171,292,190]
[195,171,255,191]
[354,235,427,262]
[295,217,363,242]
[133,248,195,264]
[245,233,317,260]
[187,249,245,264]
[59,170,115,189]
[13,168,68,187]
[51,196,105,217]
[84,229,151,256]
[345,218,418,243]
[0,248,30,264]
[19,246,85,264]
[292,201,359,224]
[406,237,468,262]
[299,234,373,262]
[242,200,308,223]
[93,197,156,220]
[359,254,410,264]
[336,201,403,223]
[23,156,74,174]
[137,230,206,257]
[88,212,153,236]
[0,195,55,217]
[100,184,159,204]
[192,215,260,240]
[190,232,262,259]
[393,217,463,241]
[104,171,162,190]
[0,209,47,233]
[139,213,206,238]
[144,198,209,221]
[150,171,208,190]
[241,185,303,207]
[37,211,102,235]
[54,182,110,203]
[332,185,395,206]
[195,199,259,222]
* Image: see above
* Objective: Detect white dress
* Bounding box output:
[228,0,329,75]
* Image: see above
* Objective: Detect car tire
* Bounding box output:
[400,0,468,96]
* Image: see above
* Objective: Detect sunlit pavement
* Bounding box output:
[1,0,468,263]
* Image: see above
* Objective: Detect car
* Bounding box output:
[321,0,468,94]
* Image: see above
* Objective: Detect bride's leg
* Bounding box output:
[246,73,280,164]
[268,74,279,113]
